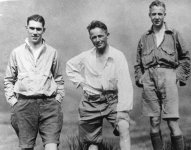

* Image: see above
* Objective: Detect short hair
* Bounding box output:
[27,14,45,27]
[87,20,108,33]
[149,0,166,11]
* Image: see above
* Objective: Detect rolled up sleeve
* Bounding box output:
[117,53,133,112]
[66,52,86,88]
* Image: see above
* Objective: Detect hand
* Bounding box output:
[10,97,18,107]
[55,94,62,103]
[139,78,143,85]
[79,82,86,89]
[11,101,18,110]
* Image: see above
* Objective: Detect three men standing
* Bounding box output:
[3,1,191,150]
[4,14,64,150]
[134,1,190,150]
[66,20,133,150]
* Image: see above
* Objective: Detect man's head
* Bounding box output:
[87,20,109,53]
[149,0,166,29]
[26,14,45,45]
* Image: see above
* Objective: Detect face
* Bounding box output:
[149,6,166,28]
[26,20,45,45]
[89,27,108,51]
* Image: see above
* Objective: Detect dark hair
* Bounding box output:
[27,14,45,27]
[149,0,166,11]
[87,20,108,33]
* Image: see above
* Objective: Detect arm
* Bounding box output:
[52,51,65,102]
[117,53,133,112]
[4,51,18,106]
[175,31,191,86]
[66,52,86,88]
[134,39,144,87]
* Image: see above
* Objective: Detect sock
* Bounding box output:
[150,131,163,150]
[171,135,184,150]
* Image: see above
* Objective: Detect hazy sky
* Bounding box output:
[0,0,191,76]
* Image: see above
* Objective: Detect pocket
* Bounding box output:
[142,48,154,56]
[78,100,88,118]
[141,48,155,66]
[11,112,19,136]
[159,46,176,63]
[161,47,175,56]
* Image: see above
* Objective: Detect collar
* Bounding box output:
[25,38,46,52]
[91,45,114,60]
[146,22,174,35]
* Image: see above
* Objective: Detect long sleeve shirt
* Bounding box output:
[134,25,190,87]
[4,39,65,106]
[66,45,133,112]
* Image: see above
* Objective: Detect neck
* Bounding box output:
[29,40,43,50]
[96,44,108,56]
[153,23,165,33]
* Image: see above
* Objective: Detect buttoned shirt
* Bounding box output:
[66,45,133,112]
[134,24,190,87]
[4,39,65,106]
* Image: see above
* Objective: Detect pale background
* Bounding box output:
[0,0,191,149]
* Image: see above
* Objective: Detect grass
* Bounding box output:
[65,135,119,150]
[164,139,191,150]
[63,134,191,150]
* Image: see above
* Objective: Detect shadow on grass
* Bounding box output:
[64,135,119,150]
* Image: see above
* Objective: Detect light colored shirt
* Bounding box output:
[26,40,44,62]
[4,39,65,106]
[66,45,133,112]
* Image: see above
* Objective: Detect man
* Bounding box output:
[66,20,133,150]
[134,1,190,150]
[4,14,64,150]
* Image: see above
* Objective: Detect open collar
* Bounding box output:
[25,38,46,53]
[91,45,115,60]
[146,22,174,35]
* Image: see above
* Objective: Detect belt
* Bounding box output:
[17,94,56,99]
[101,90,118,95]
[148,64,174,69]
[84,90,118,101]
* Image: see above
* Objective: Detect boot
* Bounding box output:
[150,131,163,150]
[171,135,184,150]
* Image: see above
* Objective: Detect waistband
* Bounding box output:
[17,94,56,99]
[146,64,175,70]
[84,90,118,101]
